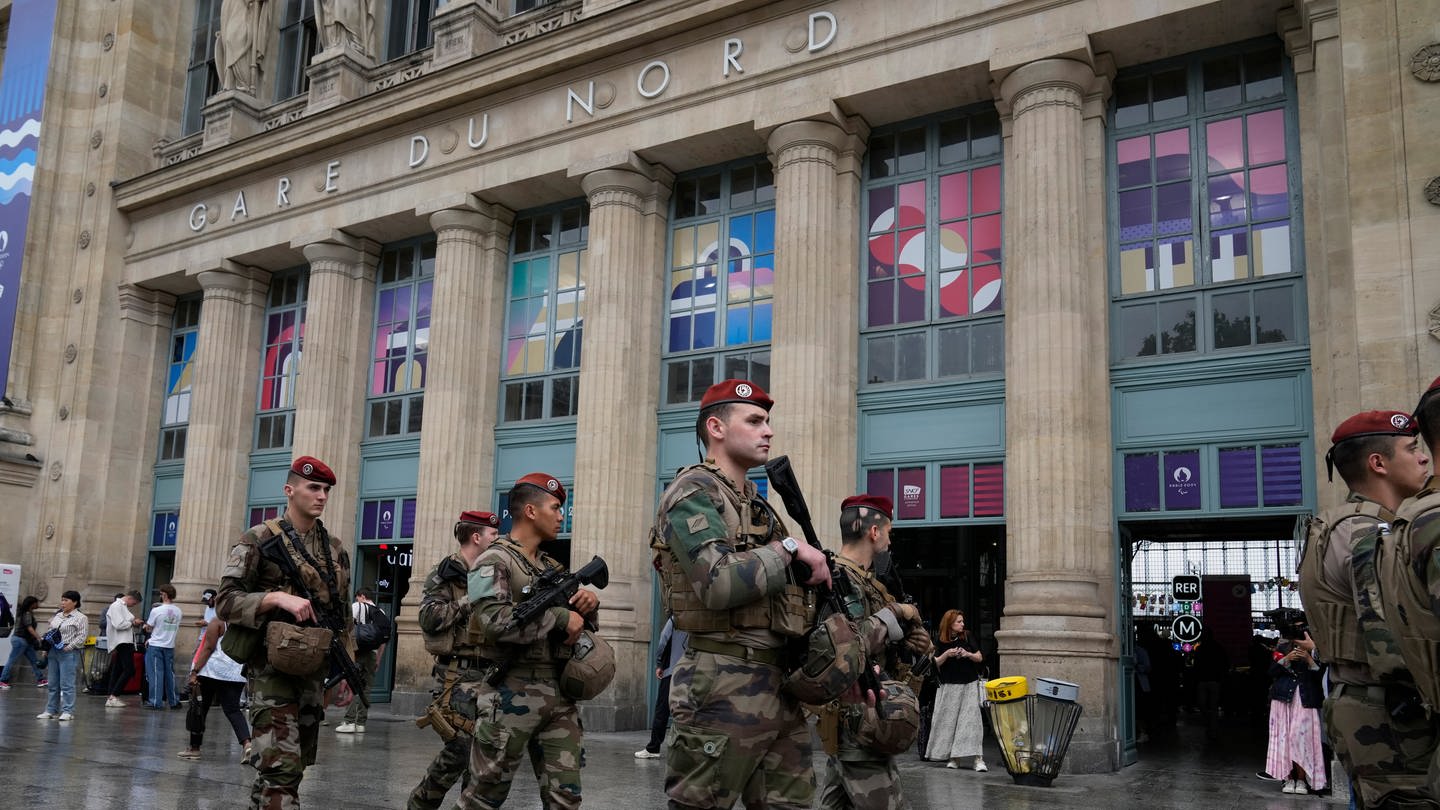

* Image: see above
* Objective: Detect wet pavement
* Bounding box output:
[0,681,1345,808]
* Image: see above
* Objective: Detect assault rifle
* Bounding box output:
[259,532,370,708]
[764,455,883,698]
[486,555,609,687]
[880,554,931,681]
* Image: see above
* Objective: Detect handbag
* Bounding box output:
[185,691,207,734]
[39,627,63,652]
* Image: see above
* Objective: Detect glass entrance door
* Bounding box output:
[352,542,412,699]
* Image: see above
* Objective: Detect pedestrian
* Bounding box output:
[635,614,687,759]
[215,454,352,810]
[1265,632,1327,795]
[178,614,252,761]
[0,595,46,688]
[104,589,144,707]
[335,587,385,733]
[143,583,184,709]
[36,590,87,721]
[1192,628,1229,740]
[925,609,988,771]
[1296,409,1433,806]
[455,474,602,810]
[649,378,832,809]
[818,494,930,810]
[1378,377,1440,802]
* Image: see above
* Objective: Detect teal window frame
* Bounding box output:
[254,269,308,451]
[366,236,435,439]
[158,297,202,464]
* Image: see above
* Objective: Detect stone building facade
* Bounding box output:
[0,0,1434,772]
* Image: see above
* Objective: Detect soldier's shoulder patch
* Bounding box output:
[478,564,496,578]
[686,513,710,535]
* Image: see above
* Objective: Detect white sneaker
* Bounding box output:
[945,759,960,769]
[105,696,124,708]
[634,749,661,759]
[57,712,72,721]
[35,711,54,719]
[334,723,364,733]
[973,758,989,772]
[1282,780,1298,794]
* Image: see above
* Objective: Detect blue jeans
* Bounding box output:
[145,645,178,707]
[1,634,43,682]
[45,647,79,714]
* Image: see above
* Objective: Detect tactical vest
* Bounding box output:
[422,552,484,658]
[1297,497,1387,673]
[834,556,898,669]
[1351,522,1415,685]
[650,462,810,638]
[1380,486,1440,709]
[471,538,568,665]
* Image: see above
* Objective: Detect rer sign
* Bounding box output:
[1172,575,1201,602]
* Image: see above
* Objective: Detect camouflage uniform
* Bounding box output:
[408,551,549,810]
[650,461,815,810]
[216,518,352,810]
[456,536,587,810]
[1300,493,1438,808]
[1378,483,1440,806]
[817,556,908,810]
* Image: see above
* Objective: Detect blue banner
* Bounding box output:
[0,0,58,396]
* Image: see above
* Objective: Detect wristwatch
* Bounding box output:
[780,537,800,556]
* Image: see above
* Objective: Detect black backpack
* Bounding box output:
[355,602,392,653]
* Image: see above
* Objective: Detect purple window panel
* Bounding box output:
[1119,188,1153,240]
[1154,128,1190,182]
[378,499,396,538]
[1156,181,1192,235]
[362,501,379,540]
[1164,450,1202,510]
[897,467,926,520]
[402,498,417,538]
[867,469,895,505]
[896,280,926,324]
[1124,453,1160,512]
[1116,136,1151,189]
[1261,445,1303,506]
[939,465,971,518]
[973,464,1004,516]
[1219,447,1258,508]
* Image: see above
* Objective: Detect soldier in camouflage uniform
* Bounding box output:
[1378,378,1440,806]
[456,473,600,810]
[216,456,352,810]
[650,379,834,810]
[819,494,931,810]
[408,509,501,809]
[1297,412,1433,808]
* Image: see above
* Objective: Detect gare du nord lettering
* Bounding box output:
[186,11,843,234]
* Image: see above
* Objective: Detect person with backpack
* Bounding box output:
[336,587,388,733]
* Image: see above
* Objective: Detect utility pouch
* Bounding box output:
[264,621,331,676]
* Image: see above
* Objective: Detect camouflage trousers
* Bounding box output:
[454,669,583,810]
[407,665,551,810]
[1323,683,1440,809]
[818,750,906,810]
[665,649,814,810]
[245,665,325,810]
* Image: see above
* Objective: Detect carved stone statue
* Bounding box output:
[215,0,272,95]
[315,0,378,57]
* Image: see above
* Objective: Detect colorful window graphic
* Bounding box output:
[159,298,201,461]
[1110,44,1301,360]
[1123,450,1202,512]
[863,109,1004,385]
[367,238,434,438]
[868,461,1004,521]
[503,202,588,422]
[256,272,306,450]
[1122,443,1303,513]
[151,511,179,548]
[361,498,417,541]
[665,161,775,405]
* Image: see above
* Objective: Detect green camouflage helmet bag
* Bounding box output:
[783,610,863,704]
[853,678,921,755]
[264,621,332,676]
[559,629,616,701]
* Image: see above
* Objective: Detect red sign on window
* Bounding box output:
[897,467,926,520]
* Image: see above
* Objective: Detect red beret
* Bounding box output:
[290,455,336,485]
[699,378,773,412]
[515,472,566,506]
[1330,410,1418,445]
[458,510,499,528]
[842,494,893,520]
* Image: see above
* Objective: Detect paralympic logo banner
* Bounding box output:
[0,0,58,397]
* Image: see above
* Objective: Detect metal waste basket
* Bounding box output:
[985,676,1083,787]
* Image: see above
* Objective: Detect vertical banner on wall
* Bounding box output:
[0,0,60,396]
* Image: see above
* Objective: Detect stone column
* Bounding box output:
[570,159,672,731]
[172,264,268,632]
[765,119,866,534]
[391,197,514,712]
[291,232,379,542]
[994,58,1118,772]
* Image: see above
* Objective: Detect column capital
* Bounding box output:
[421,193,515,236]
[995,58,1098,115]
[296,230,380,275]
[766,119,847,160]
[579,164,673,216]
[116,283,176,327]
[196,262,269,305]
